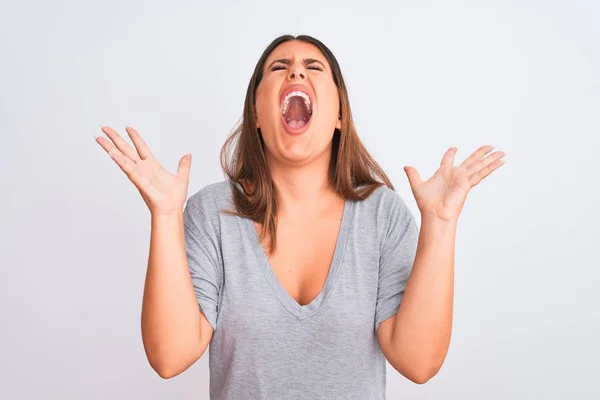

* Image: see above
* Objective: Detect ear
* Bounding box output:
[335,114,341,130]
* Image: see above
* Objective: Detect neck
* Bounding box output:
[267,152,337,218]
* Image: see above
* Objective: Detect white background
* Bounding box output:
[1,0,598,398]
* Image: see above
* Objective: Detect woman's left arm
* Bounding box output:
[377,145,505,384]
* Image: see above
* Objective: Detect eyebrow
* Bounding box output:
[267,58,326,70]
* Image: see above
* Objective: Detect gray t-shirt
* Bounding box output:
[183,180,419,399]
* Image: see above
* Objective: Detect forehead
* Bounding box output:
[265,40,329,65]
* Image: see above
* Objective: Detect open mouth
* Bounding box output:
[281,90,312,130]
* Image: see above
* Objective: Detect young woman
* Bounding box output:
[96,34,505,399]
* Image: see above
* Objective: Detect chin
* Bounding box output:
[272,125,334,165]
[274,130,314,163]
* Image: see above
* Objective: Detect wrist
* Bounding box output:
[420,212,458,228]
[151,210,184,225]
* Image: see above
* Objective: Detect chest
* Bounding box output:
[215,198,383,341]
[253,207,343,307]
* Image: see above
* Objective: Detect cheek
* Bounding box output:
[319,84,340,119]
[255,83,279,123]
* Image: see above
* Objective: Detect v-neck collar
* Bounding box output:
[244,198,355,321]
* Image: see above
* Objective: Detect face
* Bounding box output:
[254,40,342,165]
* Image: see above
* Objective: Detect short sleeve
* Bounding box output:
[183,195,223,332]
[374,191,419,332]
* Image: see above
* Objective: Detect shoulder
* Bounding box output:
[352,184,417,247]
[184,179,234,230]
[355,184,413,220]
[186,180,233,212]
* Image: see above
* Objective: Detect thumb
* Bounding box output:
[177,153,192,181]
[403,165,422,191]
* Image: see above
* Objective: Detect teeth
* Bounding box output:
[281,90,312,115]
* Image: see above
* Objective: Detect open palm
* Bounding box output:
[404,145,505,222]
[95,126,191,216]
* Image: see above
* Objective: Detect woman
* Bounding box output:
[96,34,505,399]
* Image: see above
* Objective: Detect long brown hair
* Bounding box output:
[220,34,394,256]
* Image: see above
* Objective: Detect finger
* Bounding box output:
[108,150,136,177]
[125,126,153,160]
[96,136,149,193]
[404,166,422,191]
[460,145,494,169]
[467,150,505,175]
[177,153,192,181]
[469,158,505,187]
[103,142,147,189]
[441,147,457,166]
[100,126,141,162]
[96,135,134,163]
[96,135,140,177]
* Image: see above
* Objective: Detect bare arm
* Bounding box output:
[96,126,213,379]
[377,217,455,384]
[141,212,214,379]
[377,145,504,383]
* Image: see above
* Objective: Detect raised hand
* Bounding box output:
[403,145,505,222]
[95,126,191,216]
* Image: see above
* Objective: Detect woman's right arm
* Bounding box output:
[142,212,214,379]
[95,126,213,379]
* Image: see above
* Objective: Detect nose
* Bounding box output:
[287,63,306,81]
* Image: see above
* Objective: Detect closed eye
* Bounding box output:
[270,65,324,72]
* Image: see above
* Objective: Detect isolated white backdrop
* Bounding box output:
[1,1,598,399]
